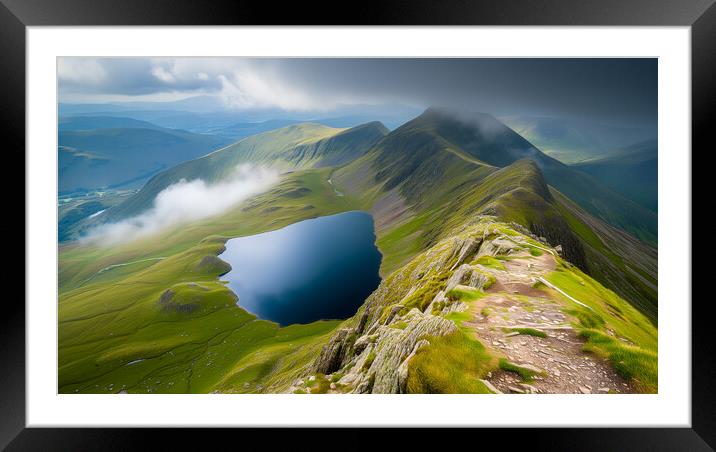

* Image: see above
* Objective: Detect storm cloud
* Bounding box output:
[58,57,657,126]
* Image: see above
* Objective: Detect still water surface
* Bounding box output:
[220,211,382,326]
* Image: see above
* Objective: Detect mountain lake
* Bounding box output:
[219,211,382,326]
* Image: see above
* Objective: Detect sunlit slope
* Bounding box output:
[58,109,658,394]
[297,218,657,394]
[101,121,387,222]
[58,169,360,393]
[59,169,358,292]
[332,112,657,319]
[392,109,657,245]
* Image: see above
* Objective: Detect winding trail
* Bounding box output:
[79,257,167,286]
[466,251,635,394]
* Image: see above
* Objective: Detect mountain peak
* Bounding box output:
[391,107,541,168]
[340,120,389,136]
[421,106,495,120]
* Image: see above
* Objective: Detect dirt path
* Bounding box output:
[467,251,635,394]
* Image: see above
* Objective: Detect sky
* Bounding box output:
[58,58,657,127]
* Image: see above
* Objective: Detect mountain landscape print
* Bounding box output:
[58,58,658,394]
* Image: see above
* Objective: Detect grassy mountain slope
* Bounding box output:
[100,121,388,223]
[59,169,360,393]
[297,219,656,394]
[58,109,657,394]
[59,159,656,393]
[393,109,657,245]
[572,139,657,212]
[59,126,231,193]
[331,111,657,318]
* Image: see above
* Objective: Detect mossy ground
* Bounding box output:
[406,331,497,394]
[505,327,547,338]
[498,359,543,381]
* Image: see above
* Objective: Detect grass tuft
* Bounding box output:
[579,329,657,393]
[406,332,497,393]
[506,327,547,338]
[498,359,543,381]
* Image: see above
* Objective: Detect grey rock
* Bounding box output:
[313,328,355,374]
[353,334,379,354]
[479,379,503,394]
[450,237,481,270]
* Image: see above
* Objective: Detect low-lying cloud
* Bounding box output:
[82,164,278,246]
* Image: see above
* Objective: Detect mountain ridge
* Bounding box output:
[57,110,659,394]
[96,121,388,224]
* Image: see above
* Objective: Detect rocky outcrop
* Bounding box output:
[297,219,558,394]
[310,307,457,393]
[450,237,481,270]
[313,328,357,375]
[477,237,520,258]
[332,308,457,394]
[445,264,492,293]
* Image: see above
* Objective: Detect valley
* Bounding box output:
[58,108,658,394]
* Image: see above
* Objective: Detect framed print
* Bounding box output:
[4,0,713,448]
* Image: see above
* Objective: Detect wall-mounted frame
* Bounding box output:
[3,0,712,449]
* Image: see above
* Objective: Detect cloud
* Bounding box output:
[218,69,322,111]
[151,65,176,83]
[57,58,107,84]
[82,164,278,246]
[57,57,657,125]
[58,58,223,99]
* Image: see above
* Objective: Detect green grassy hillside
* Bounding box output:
[296,219,656,394]
[58,109,657,394]
[390,109,657,245]
[100,122,387,223]
[59,169,359,393]
[330,112,657,319]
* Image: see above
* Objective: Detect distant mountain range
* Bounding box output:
[58,106,659,395]
[83,107,656,317]
[59,117,232,194]
[59,97,421,132]
[99,121,388,223]
[501,115,656,164]
[572,139,657,212]
[331,108,657,316]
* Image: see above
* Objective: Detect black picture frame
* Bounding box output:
[3,0,711,449]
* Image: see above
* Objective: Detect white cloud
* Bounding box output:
[82,164,278,246]
[218,67,328,111]
[57,58,107,84]
[151,66,176,83]
[59,57,372,110]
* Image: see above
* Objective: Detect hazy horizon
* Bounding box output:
[58,57,657,129]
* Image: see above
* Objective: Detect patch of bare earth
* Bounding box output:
[369,188,411,233]
[468,251,635,394]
